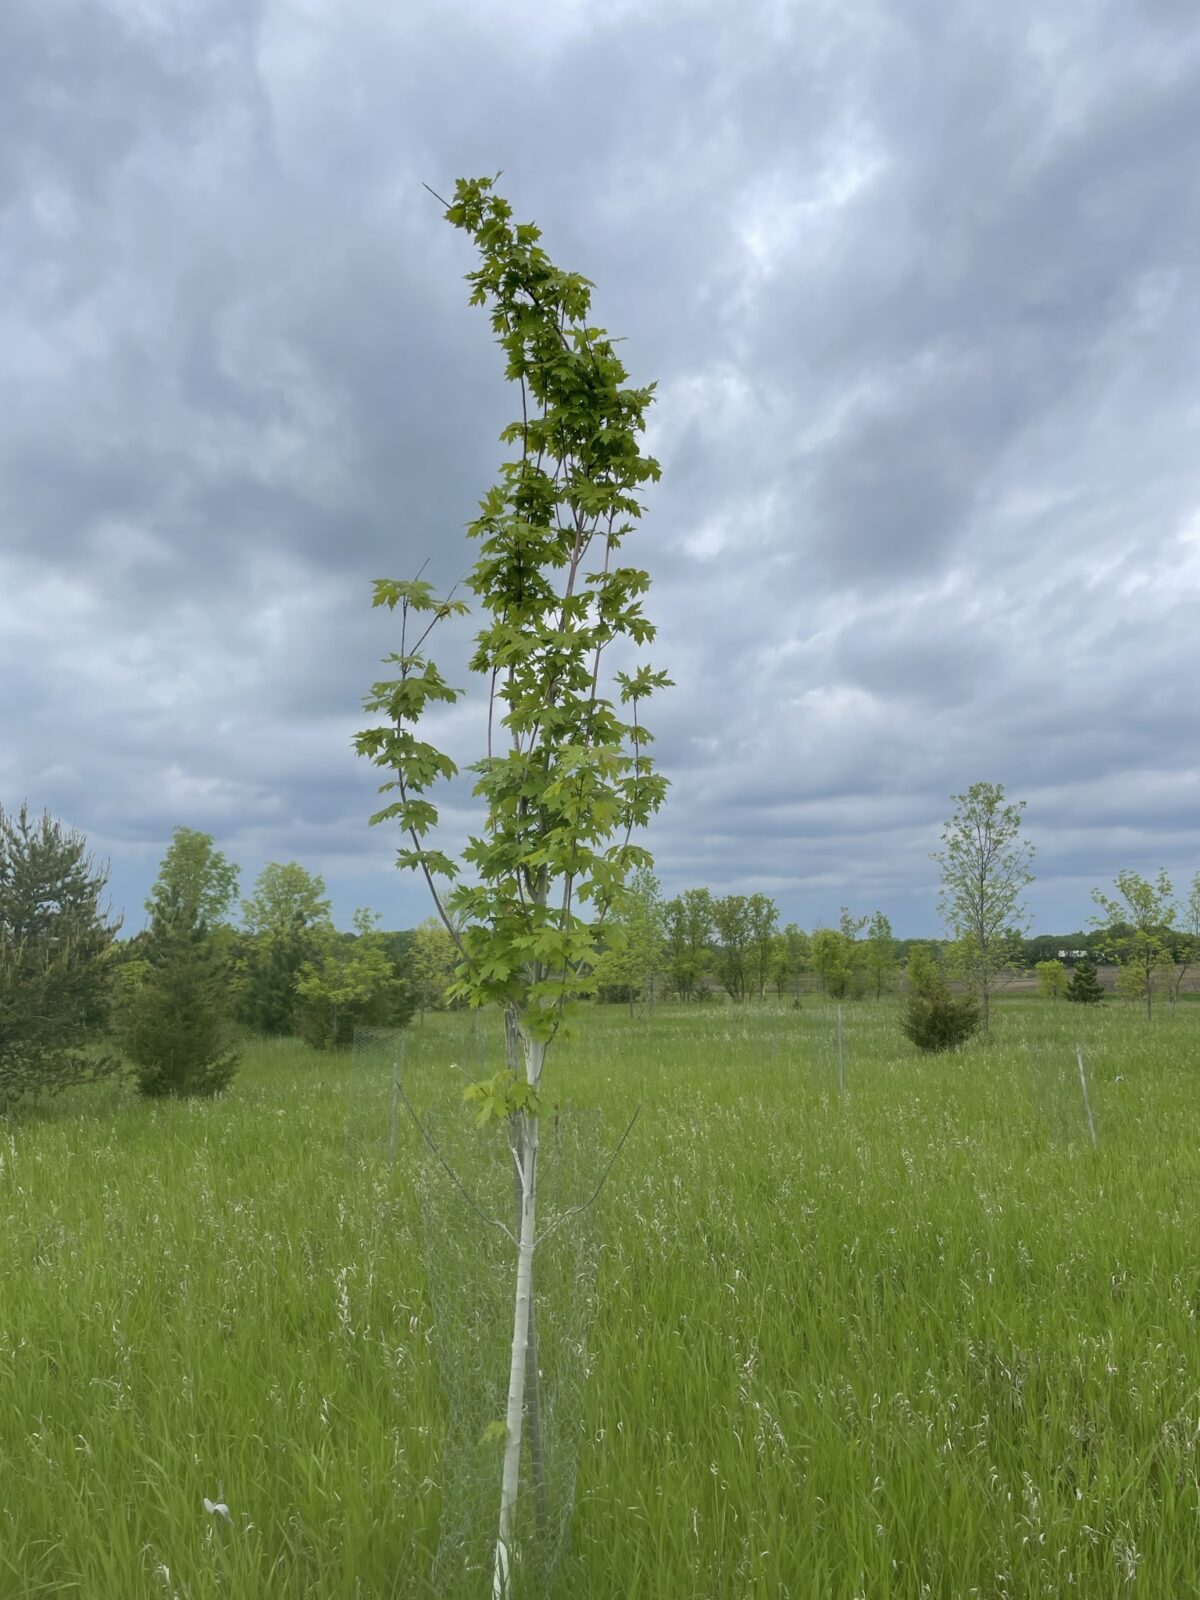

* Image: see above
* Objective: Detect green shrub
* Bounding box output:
[900,988,981,1052]
[294,911,414,1050]
[900,943,981,1053]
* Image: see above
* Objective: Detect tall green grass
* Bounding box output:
[1,1000,1198,1596]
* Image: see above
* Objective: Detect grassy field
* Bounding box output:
[2,999,1199,1598]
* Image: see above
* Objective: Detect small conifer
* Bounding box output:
[900,944,981,1053]
[116,901,238,1097]
[1065,958,1106,1006]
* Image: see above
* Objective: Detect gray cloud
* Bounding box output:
[2,0,1199,936]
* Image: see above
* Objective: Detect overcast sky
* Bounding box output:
[3,0,1199,937]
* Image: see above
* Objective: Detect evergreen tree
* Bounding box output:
[1065,958,1105,1005]
[0,804,121,1106]
[235,919,316,1035]
[115,898,238,1098]
[899,943,980,1053]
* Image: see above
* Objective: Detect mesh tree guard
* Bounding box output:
[417,1106,604,1598]
[1024,1038,1105,1148]
[345,1027,408,1167]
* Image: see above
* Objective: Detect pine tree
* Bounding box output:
[1065,958,1105,1006]
[0,804,121,1107]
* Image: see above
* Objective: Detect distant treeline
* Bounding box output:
[6,801,1197,1114]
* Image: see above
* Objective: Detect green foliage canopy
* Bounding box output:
[355,175,670,1039]
[145,827,239,934]
[1091,869,1177,1020]
[934,782,1034,1030]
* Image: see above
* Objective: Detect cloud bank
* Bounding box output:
[3,0,1199,934]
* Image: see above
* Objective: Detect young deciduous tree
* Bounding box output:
[1090,869,1176,1021]
[1034,958,1068,1002]
[746,893,779,1002]
[864,911,896,1000]
[903,943,942,1001]
[1168,872,1200,1003]
[663,889,713,1001]
[0,804,121,1106]
[712,894,754,1002]
[145,827,239,933]
[594,867,665,1013]
[295,909,409,1049]
[241,861,332,938]
[237,862,333,1036]
[809,925,851,998]
[770,923,809,1000]
[933,782,1034,1032]
[409,914,461,1021]
[354,176,668,1596]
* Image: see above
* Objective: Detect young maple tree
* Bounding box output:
[355,175,669,1596]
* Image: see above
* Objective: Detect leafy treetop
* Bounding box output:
[355,175,670,1042]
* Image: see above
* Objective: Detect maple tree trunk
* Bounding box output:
[493,1028,546,1598]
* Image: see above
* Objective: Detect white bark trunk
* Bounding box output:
[492,1030,545,1599]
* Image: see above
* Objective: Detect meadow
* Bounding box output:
[2,999,1199,1598]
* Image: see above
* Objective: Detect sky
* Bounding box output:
[3,0,1199,938]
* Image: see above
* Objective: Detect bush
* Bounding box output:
[296,985,413,1051]
[900,988,981,1052]
[116,923,238,1097]
[295,912,414,1050]
[899,942,981,1053]
[596,980,637,1006]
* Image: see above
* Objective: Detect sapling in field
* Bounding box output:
[1091,869,1176,1020]
[355,175,669,1596]
[934,782,1034,1031]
